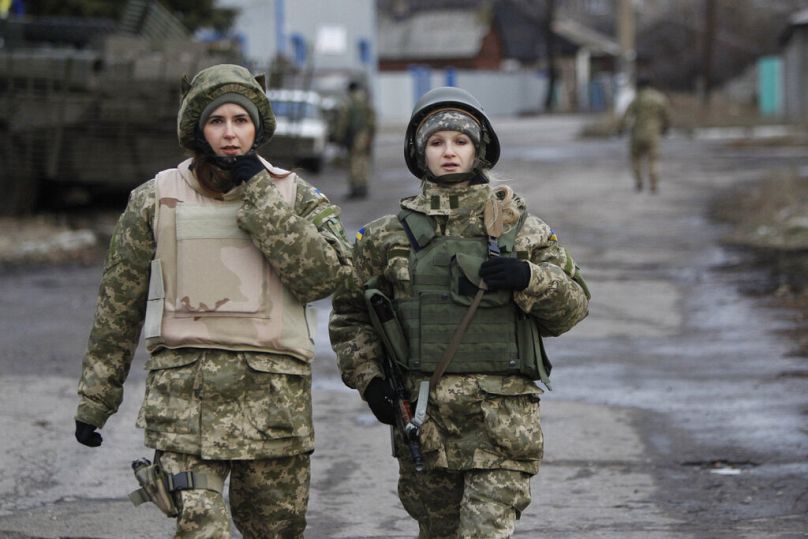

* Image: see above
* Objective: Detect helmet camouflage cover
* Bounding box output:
[177,64,276,151]
[404,86,500,178]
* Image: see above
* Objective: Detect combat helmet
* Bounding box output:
[177,64,275,152]
[404,86,500,178]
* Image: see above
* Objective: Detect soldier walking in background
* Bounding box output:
[329,87,590,537]
[337,80,376,200]
[619,77,671,193]
[73,64,351,538]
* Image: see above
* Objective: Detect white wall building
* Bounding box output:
[217,0,377,101]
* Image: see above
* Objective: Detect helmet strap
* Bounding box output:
[423,168,487,185]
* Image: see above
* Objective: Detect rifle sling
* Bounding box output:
[429,283,486,391]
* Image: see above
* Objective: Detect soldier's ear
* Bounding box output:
[254,74,267,91]
[180,74,192,99]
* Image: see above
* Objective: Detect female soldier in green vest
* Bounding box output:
[329,87,590,538]
[73,64,351,538]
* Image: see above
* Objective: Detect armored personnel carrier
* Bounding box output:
[0,1,240,214]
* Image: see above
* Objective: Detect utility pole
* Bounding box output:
[701,0,717,106]
[544,0,557,111]
[615,0,636,114]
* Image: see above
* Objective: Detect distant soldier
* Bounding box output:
[73,64,352,538]
[337,81,376,199]
[619,77,671,193]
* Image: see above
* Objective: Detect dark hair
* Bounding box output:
[636,77,652,89]
[191,156,231,196]
[191,152,293,195]
[348,81,360,92]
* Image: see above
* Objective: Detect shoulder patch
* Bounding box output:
[355,226,366,242]
[549,228,558,242]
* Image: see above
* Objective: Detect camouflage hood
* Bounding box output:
[177,64,275,150]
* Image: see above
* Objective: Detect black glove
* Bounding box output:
[363,377,396,425]
[75,420,102,447]
[479,257,531,291]
[230,152,265,185]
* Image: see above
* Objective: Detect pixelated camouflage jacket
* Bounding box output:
[76,164,352,458]
[329,181,590,472]
[336,91,376,149]
[620,87,671,145]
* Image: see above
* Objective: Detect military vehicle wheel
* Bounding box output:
[0,137,40,216]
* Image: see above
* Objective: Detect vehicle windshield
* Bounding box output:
[271,100,320,120]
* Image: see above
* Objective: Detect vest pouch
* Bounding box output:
[450,252,511,307]
[381,318,410,369]
[365,288,410,369]
[412,292,519,374]
[174,204,269,318]
[516,314,553,389]
[144,259,166,340]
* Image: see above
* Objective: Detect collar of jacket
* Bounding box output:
[400,182,491,216]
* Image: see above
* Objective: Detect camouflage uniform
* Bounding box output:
[329,180,589,538]
[336,86,376,198]
[75,64,352,538]
[619,85,671,193]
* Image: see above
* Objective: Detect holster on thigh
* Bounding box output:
[128,457,224,518]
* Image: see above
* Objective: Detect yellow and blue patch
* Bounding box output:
[355,227,366,242]
[549,228,558,242]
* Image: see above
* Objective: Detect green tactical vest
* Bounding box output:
[392,208,552,386]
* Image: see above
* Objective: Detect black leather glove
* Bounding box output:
[230,152,265,185]
[363,377,396,425]
[75,420,102,447]
[479,257,531,291]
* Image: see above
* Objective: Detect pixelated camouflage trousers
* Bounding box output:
[397,458,533,539]
[630,139,661,190]
[348,148,371,190]
[158,450,310,539]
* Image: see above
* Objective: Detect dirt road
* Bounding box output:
[0,115,806,538]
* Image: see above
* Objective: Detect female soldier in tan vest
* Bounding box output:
[74,64,351,538]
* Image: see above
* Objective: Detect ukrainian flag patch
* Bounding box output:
[355,227,365,242]
[549,228,558,242]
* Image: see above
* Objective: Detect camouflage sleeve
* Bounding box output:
[76,180,156,428]
[292,177,353,267]
[335,101,348,145]
[618,100,634,133]
[237,172,351,304]
[367,101,377,138]
[513,214,590,336]
[328,218,396,393]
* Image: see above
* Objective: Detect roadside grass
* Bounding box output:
[712,170,808,251]
[711,171,808,357]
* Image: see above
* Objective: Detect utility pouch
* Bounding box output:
[516,315,553,390]
[129,458,179,517]
[364,287,409,368]
[143,259,165,340]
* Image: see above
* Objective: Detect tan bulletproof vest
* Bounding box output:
[143,158,315,362]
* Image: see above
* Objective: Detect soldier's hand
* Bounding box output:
[231,152,265,185]
[364,378,396,425]
[75,420,103,447]
[480,257,531,291]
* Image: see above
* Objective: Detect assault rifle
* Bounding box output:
[366,291,426,472]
